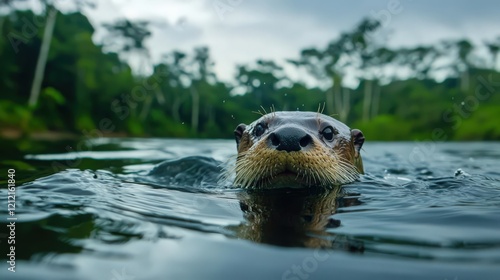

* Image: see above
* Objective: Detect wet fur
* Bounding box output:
[232,111,364,189]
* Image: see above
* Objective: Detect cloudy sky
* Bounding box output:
[82,0,500,83]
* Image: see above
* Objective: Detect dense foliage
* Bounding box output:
[1,7,499,140]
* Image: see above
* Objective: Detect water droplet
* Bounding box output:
[454,168,470,177]
[231,115,234,119]
[461,101,465,106]
[222,100,226,103]
[284,93,287,96]
[182,122,185,125]
[302,104,305,107]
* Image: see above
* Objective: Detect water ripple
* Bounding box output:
[2,139,500,279]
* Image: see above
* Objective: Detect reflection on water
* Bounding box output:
[234,187,364,251]
[1,139,500,279]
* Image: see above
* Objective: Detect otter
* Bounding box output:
[233,111,365,189]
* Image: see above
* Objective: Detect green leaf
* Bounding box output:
[42,87,66,105]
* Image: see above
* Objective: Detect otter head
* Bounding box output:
[233,111,364,189]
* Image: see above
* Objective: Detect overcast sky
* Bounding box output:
[83,0,500,83]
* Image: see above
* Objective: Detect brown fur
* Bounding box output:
[233,111,364,189]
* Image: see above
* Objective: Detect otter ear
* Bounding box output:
[351,129,365,157]
[234,123,247,147]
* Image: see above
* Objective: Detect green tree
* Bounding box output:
[235,59,286,109]
[485,37,500,70]
[28,0,95,108]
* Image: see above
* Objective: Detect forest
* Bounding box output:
[1,3,500,141]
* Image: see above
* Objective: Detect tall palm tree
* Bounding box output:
[28,0,94,108]
[27,2,56,108]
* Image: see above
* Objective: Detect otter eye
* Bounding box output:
[322,126,337,141]
[254,123,266,137]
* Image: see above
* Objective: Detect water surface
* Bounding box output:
[1,138,500,280]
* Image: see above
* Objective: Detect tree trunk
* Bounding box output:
[371,83,380,119]
[190,86,199,134]
[140,87,163,120]
[326,87,334,115]
[332,74,349,121]
[340,87,350,122]
[493,53,498,71]
[154,87,165,105]
[140,94,153,121]
[362,80,372,122]
[332,74,343,118]
[333,87,342,120]
[172,96,182,122]
[28,7,57,108]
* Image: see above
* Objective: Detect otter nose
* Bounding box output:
[268,127,313,152]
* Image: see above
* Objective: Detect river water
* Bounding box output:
[1,138,500,280]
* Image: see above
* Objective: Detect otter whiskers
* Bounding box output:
[232,148,360,189]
